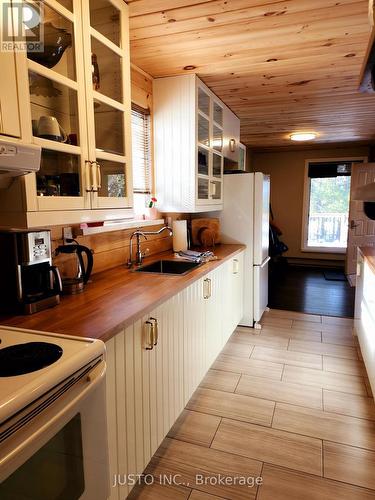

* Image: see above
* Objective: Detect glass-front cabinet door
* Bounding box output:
[21,0,131,211]
[196,83,223,205]
[23,0,89,210]
[81,0,132,209]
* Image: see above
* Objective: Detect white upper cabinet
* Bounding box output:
[0,0,132,222]
[81,0,132,210]
[222,105,240,164]
[0,52,21,138]
[238,142,247,171]
[153,75,225,213]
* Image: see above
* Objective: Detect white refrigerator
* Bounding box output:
[219,172,270,328]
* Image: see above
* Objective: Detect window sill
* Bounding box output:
[77,218,165,236]
[301,246,347,254]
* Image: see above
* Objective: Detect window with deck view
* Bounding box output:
[303,161,356,252]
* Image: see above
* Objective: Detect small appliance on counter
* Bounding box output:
[55,242,93,295]
[0,228,62,315]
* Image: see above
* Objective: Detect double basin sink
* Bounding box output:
[135,259,200,275]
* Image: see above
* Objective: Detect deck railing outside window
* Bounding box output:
[307,212,349,248]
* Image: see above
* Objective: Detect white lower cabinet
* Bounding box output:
[105,292,184,500]
[222,253,244,344]
[354,252,375,397]
[204,267,226,368]
[105,251,244,499]
[183,277,207,404]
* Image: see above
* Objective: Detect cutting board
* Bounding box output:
[191,218,221,247]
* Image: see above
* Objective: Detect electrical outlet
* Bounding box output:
[63,227,73,243]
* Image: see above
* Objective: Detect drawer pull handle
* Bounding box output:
[233,258,239,274]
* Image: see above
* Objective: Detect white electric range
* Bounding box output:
[0,326,109,500]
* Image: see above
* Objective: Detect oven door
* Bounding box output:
[0,359,109,500]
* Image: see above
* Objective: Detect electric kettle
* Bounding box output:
[55,243,93,295]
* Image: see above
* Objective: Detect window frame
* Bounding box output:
[301,157,367,254]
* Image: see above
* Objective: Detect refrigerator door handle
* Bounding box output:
[260,256,271,269]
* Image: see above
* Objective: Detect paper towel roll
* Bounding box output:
[173,220,188,252]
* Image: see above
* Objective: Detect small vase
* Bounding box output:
[144,207,159,220]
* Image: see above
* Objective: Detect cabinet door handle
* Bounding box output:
[210,181,217,198]
[149,317,158,346]
[233,258,239,274]
[208,278,212,298]
[95,161,102,190]
[85,160,93,192]
[86,160,98,192]
[91,161,98,192]
[144,321,153,350]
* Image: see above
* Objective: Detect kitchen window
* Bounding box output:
[131,104,152,215]
[302,159,364,253]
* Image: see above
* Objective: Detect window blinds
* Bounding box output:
[131,104,151,194]
[308,160,363,179]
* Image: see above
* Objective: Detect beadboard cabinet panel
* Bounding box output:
[106,292,186,498]
[205,266,226,368]
[106,251,245,498]
[183,277,208,403]
[153,75,196,212]
[222,253,245,345]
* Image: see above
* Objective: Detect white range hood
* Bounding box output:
[0,139,41,189]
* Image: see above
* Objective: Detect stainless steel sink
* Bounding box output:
[135,259,201,275]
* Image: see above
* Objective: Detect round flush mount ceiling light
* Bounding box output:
[290,132,317,142]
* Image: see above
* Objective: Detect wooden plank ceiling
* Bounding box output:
[127,0,375,149]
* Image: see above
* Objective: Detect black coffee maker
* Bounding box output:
[55,243,93,295]
[0,229,62,314]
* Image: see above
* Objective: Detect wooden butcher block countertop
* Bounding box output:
[0,244,245,343]
[359,246,375,275]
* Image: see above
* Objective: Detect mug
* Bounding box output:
[37,116,67,143]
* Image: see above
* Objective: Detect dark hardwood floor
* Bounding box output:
[268,264,355,318]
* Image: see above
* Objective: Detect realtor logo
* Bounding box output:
[1,2,44,52]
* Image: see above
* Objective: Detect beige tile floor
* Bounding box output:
[129,310,375,499]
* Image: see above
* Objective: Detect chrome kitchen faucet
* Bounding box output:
[127,226,173,268]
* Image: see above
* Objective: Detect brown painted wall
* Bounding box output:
[252,145,369,261]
